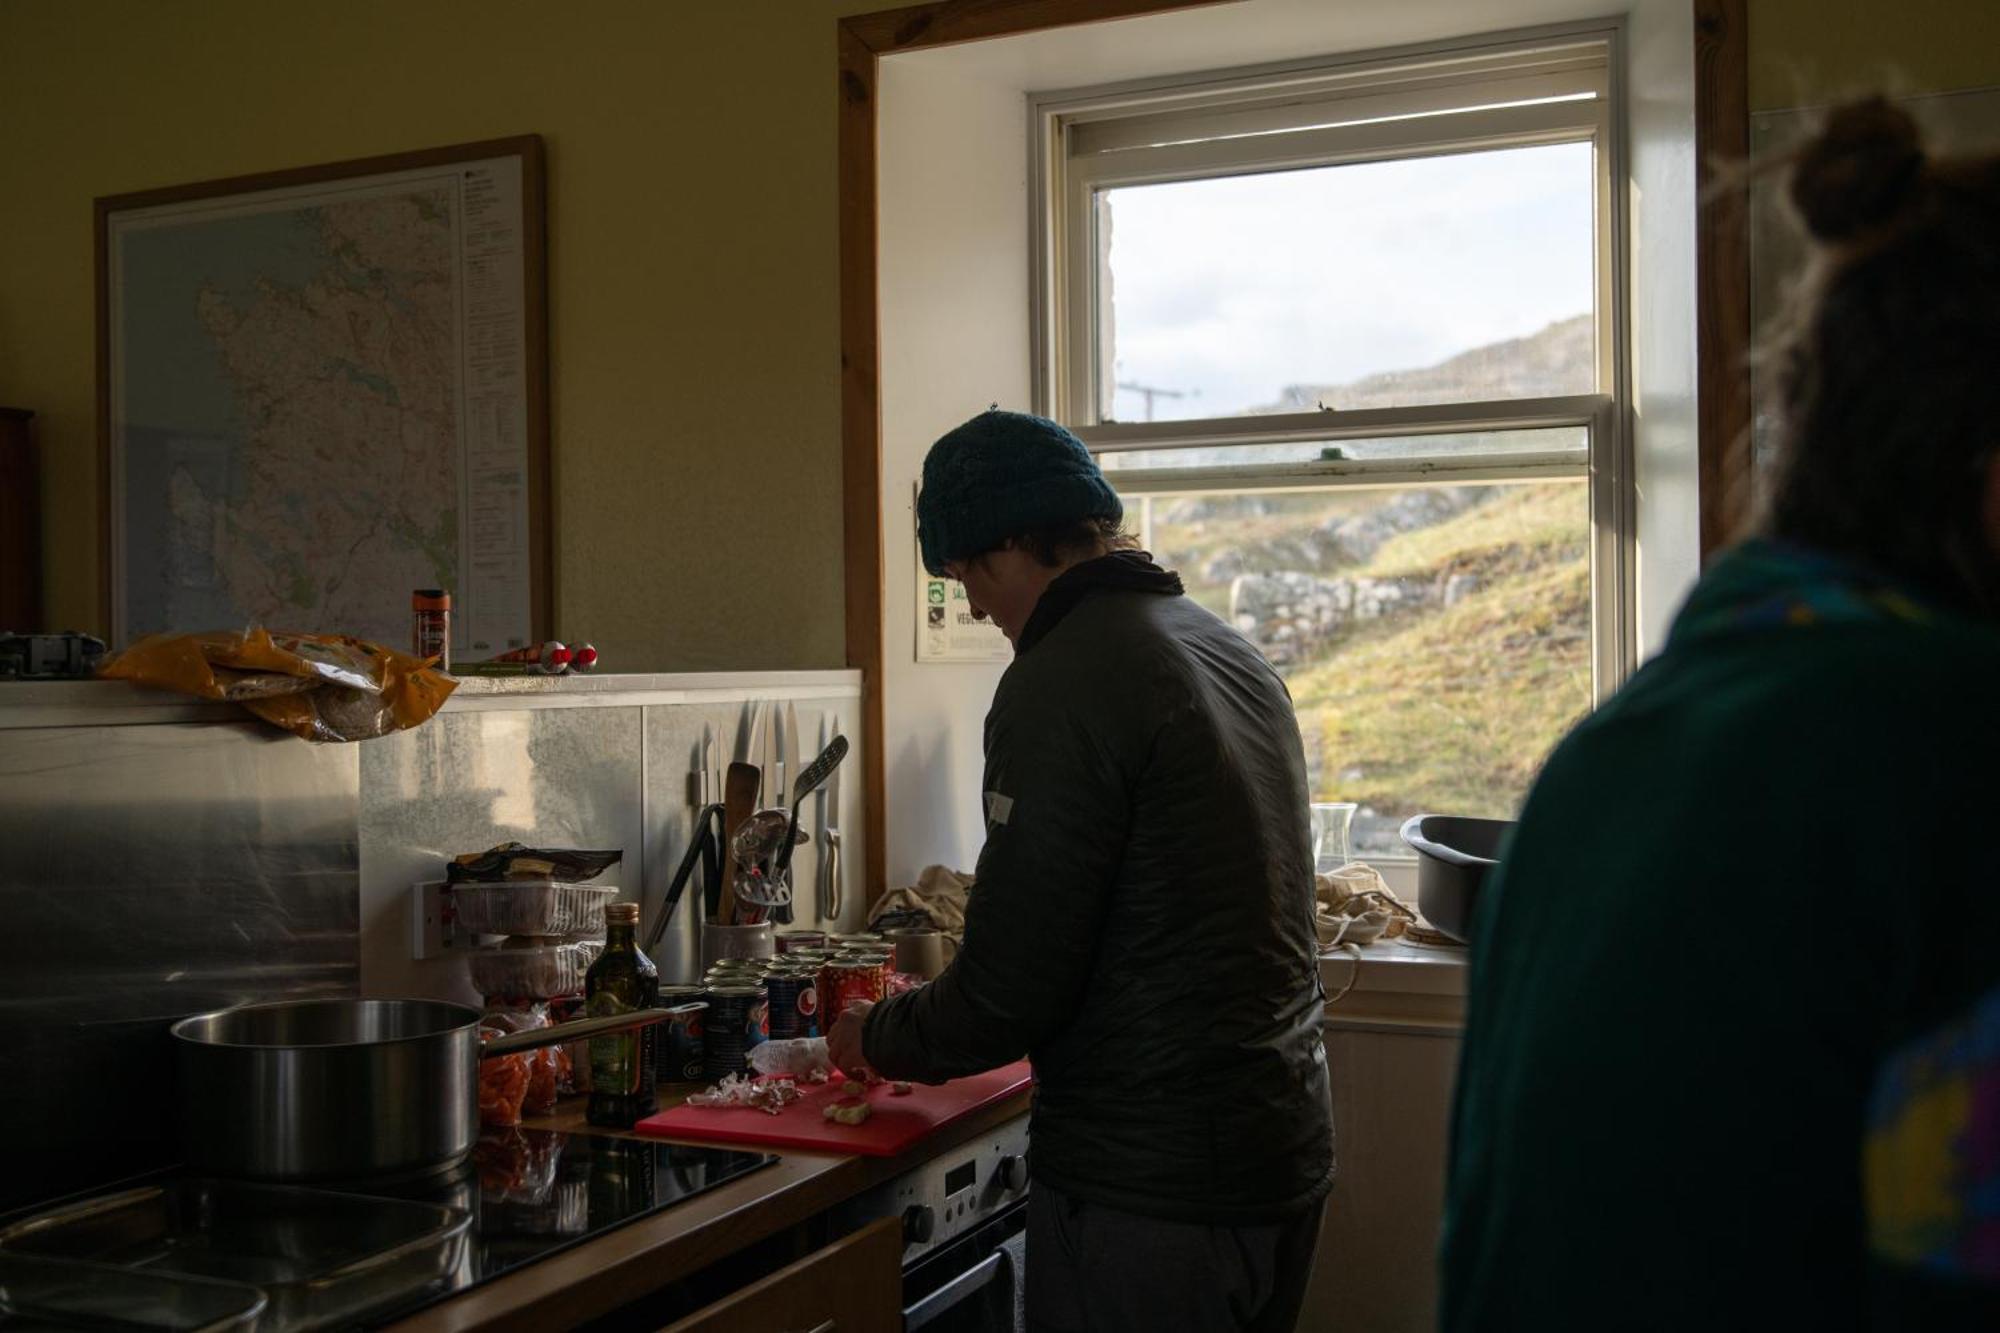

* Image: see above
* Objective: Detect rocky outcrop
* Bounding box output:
[1230,570,1451,665]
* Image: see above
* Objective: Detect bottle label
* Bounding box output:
[589,993,640,1094]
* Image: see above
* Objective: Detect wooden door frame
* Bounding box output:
[1693,0,1752,562]
[836,0,1750,901]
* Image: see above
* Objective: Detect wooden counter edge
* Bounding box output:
[379,1090,1033,1333]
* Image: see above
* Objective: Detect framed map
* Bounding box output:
[97,136,550,657]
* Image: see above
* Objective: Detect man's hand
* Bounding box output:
[826,1000,875,1080]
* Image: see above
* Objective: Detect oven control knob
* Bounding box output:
[903,1204,937,1244]
[997,1154,1029,1192]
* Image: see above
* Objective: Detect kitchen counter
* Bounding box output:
[379,1084,1033,1333]
[1318,936,1468,1029]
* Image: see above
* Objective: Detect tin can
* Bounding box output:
[653,1000,707,1084]
[762,971,819,1041]
[817,958,886,1024]
[774,929,828,955]
[829,932,884,949]
[703,985,766,1080]
[411,589,451,670]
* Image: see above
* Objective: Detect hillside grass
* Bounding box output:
[1156,481,1592,840]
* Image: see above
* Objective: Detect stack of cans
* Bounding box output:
[654,984,708,1084]
[761,957,821,1040]
[817,947,891,1026]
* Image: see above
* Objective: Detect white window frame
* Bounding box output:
[1029,22,1635,701]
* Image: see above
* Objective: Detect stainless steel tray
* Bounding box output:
[0,1252,266,1330]
[0,1180,470,1330]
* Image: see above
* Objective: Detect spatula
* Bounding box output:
[774,734,848,880]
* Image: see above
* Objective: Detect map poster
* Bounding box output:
[98,136,549,658]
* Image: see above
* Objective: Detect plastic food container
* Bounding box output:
[450,880,617,939]
[466,942,591,1001]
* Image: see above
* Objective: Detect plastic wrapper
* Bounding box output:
[748,1037,831,1080]
[482,1004,568,1115]
[467,942,590,1002]
[478,1035,532,1128]
[447,843,622,884]
[450,880,618,937]
[99,626,454,742]
[686,1073,803,1115]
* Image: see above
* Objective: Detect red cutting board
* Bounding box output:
[633,1061,1032,1157]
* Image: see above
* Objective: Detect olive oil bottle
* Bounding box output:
[585,902,659,1127]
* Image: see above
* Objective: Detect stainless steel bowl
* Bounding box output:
[171,998,483,1184]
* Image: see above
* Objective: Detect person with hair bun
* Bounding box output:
[1440,97,2000,1330]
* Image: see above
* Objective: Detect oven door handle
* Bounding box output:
[902,1249,1007,1330]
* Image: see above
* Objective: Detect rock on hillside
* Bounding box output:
[1220,487,1496,662]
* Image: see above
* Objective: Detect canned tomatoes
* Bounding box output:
[762,970,820,1041]
[817,957,886,1023]
[703,985,766,1080]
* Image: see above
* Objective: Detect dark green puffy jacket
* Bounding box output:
[863,553,1334,1225]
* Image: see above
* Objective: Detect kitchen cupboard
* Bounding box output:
[0,408,37,631]
[662,1215,904,1333]
[1299,944,1468,1332]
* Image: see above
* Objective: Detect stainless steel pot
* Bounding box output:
[170,998,665,1183]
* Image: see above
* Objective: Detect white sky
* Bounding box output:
[1105,141,1594,421]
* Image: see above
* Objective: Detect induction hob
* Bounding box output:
[0,1129,776,1330]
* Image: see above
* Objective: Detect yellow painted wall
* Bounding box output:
[0,0,878,669]
[1750,0,2000,111]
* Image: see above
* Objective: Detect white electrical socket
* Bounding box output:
[409,880,458,959]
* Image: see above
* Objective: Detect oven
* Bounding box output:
[831,1113,1031,1332]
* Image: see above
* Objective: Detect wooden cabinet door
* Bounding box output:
[0,409,37,632]
[660,1215,903,1333]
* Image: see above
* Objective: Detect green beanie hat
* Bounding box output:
[917,409,1123,576]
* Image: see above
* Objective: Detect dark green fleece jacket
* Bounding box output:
[1443,540,2000,1330]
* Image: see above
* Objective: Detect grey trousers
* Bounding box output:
[1025,1181,1325,1333]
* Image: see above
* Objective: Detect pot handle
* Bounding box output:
[480,1007,670,1059]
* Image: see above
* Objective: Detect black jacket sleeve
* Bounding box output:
[861,678,1130,1082]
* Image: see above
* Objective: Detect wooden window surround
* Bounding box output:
[836,0,1749,902]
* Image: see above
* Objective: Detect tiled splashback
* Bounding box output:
[359,673,867,999]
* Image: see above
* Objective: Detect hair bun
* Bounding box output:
[1789,96,1925,241]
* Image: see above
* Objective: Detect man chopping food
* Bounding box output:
[827,409,1333,1333]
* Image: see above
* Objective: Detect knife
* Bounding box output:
[773,700,802,924]
[819,710,843,922]
[698,723,716,807]
[771,700,789,817]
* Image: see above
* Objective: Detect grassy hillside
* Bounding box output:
[1152,481,1591,853]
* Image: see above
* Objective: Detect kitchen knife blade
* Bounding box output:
[821,710,843,920]
[773,700,803,924]
[771,702,789,815]
[700,723,716,806]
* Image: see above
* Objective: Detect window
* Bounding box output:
[1033,32,1630,858]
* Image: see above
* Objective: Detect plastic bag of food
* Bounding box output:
[479,1039,532,1128]
[447,842,623,884]
[748,1037,832,1079]
[483,1004,568,1115]
[99,626,454,742]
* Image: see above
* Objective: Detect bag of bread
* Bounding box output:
[100,626,455,742]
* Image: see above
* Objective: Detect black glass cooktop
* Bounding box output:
[0,1130,775,1330]
[355,1128,775,1327]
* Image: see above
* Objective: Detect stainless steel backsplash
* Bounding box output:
[1,678,866,1209]
[0,719,360,1210]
